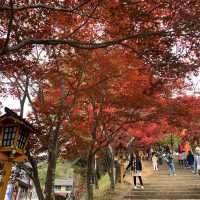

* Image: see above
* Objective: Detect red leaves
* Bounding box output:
[128,123,159,138]
[65,96,73,104]
[103,106,117,113]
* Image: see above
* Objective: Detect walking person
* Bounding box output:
[178,143,184,168]
[116,149,126,183]
[195,147,200,175]
[118,151,126,183]
[163,146,176,176]
[187,151,194,172]
[178,152,184,168]
[124,151,144,189]
[183,141,191,167]
[193,146,200,174]
[152,153,158,171]
[182,151,188,168]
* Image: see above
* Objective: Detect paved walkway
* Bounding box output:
[123,160,200,200]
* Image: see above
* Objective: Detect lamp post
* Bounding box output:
[0,107,34,200]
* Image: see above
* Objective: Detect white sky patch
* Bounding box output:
[0,75,33,117]
[172,37,198,64]
[31,45,49,64]
[0,96,31,116]
[172,70,200,97]
[0,45,46,116]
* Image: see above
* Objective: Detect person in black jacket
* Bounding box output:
[124,151,144,189]
[187,151,194,169]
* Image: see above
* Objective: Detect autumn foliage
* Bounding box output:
[1,1,200,200]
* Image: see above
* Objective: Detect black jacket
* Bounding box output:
[126,155,142,171]
[187,153,194,165]
[164,152,173,164]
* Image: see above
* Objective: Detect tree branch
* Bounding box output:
[67,0,99,38]
[0,1,92,12]
[0,30,170,55]
[4,0,14,48]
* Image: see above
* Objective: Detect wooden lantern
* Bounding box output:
[0,107,34,200]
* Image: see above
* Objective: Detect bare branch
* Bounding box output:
[0,30,170,55]
[67,0,99,38]
[0,1,92,12]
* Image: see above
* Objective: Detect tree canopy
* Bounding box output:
[1,1,200,200]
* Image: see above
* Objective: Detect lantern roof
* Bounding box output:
[0,107,34,131]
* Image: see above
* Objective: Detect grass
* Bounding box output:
[37,160,129,200]
[94,175,111,200]
[38,160,73,186]
[80,175,111,200]
[93,174,133,200]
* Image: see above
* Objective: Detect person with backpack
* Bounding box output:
[123,151,144,189]
[163,146,176,176]
[187,151,194,171]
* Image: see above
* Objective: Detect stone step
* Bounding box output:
[142,182,200,184]
[127,190,200,193]
[144,173,198,175]
[128,191,200,194]
[141,181,200,184]
[122,161,200,200]
[134,187,200,190]
[143,173,197,176]
[142,179,200,182]
[143,178,200,180]
[144,175,199,177]
[129,186,200,189]
[124,194,200,199]
[134,185,200,187]
[139,185,200,187]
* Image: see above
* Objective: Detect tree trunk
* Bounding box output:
[93,156,99,189]
[28,154,45,200]
[44,128,58,200]
[20,75,29,118]
[45,75,65,200]
[107,146,115,190]
[86,150,94,200]
[93,170,99,190]
[108,163,115,190]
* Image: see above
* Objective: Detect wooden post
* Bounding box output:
[0,161,13,200]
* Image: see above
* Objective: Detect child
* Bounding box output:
[124,151,144,189]
[152,153,158,171]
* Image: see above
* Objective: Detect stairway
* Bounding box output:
[123,161,200,199]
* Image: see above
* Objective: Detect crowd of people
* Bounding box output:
[178,142,200,175]
[144,145,177,176]
[150,142,200,176]
[114,141,200,190]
